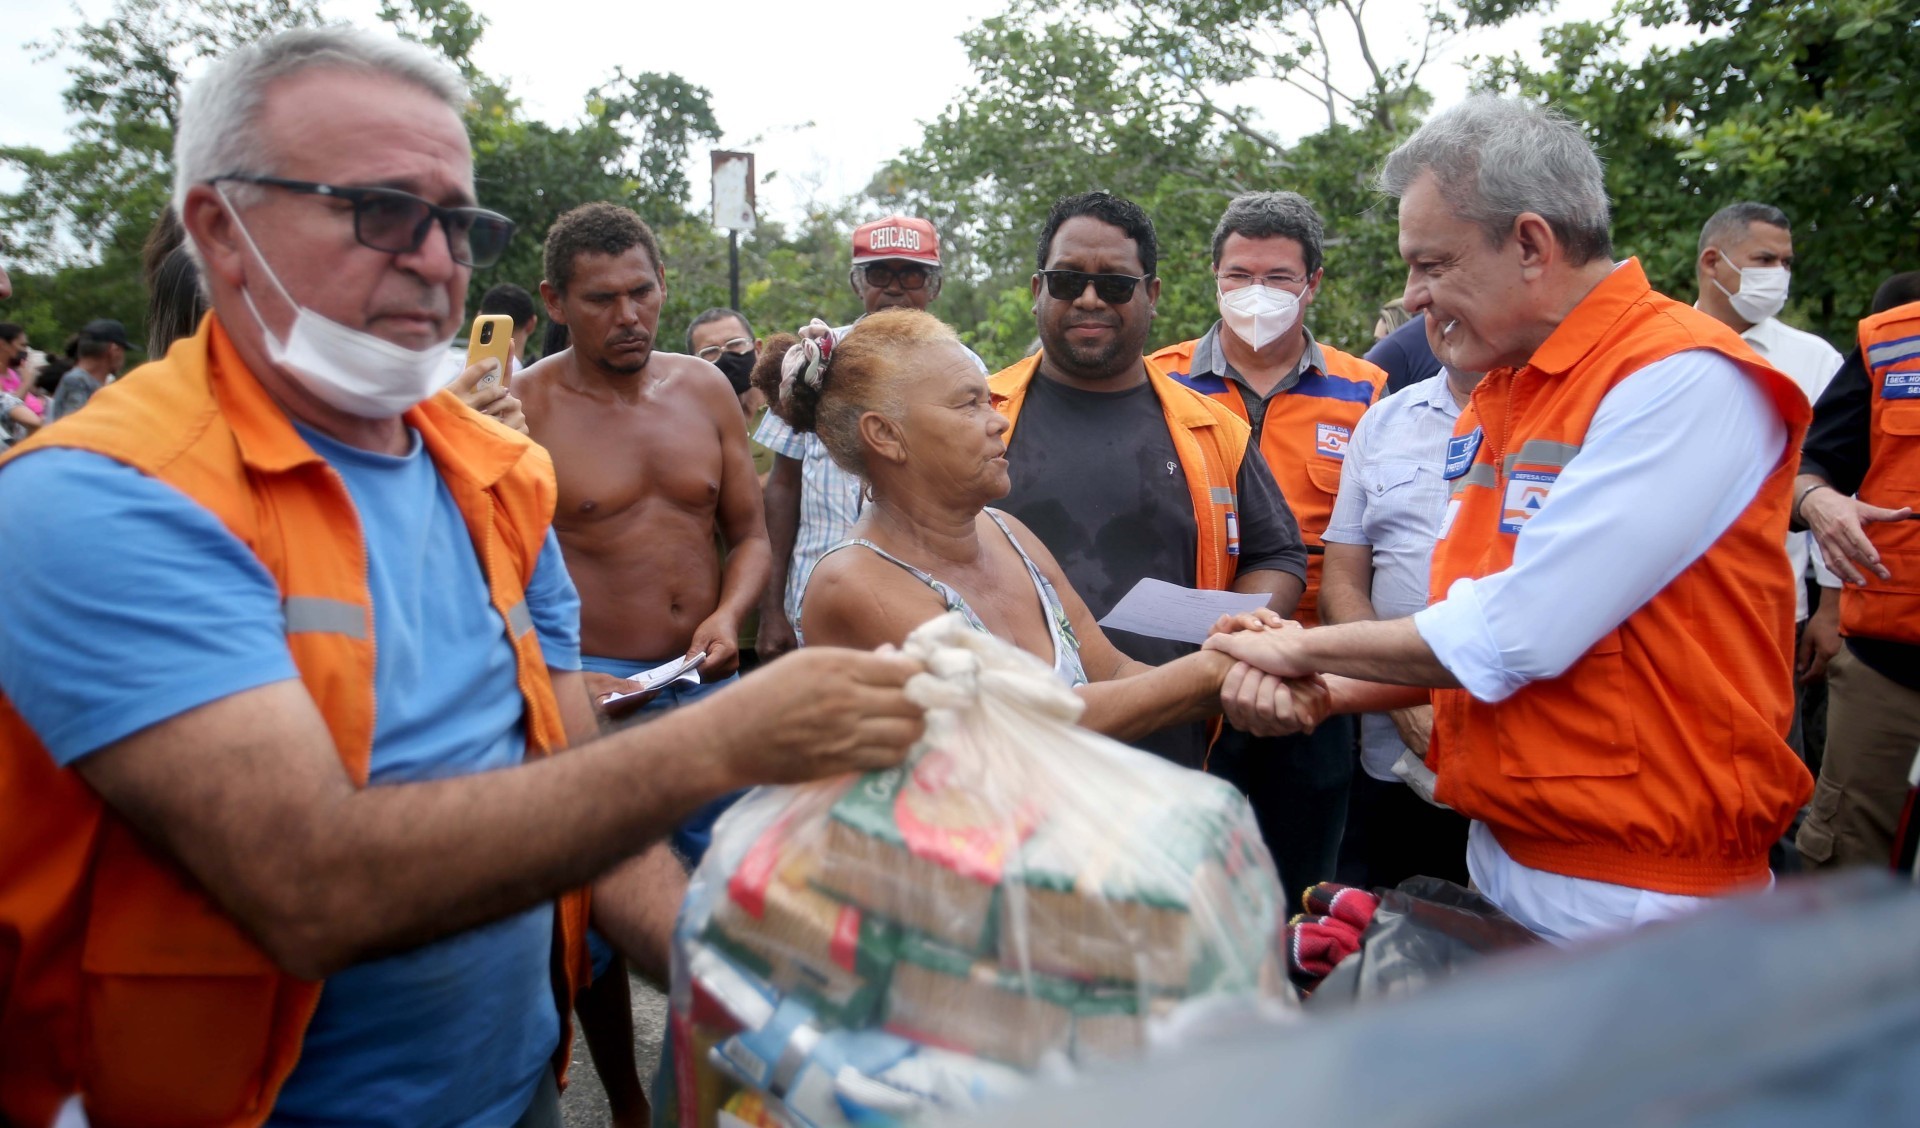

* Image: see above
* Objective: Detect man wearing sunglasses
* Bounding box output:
[754,215,985,663]
[0,28,927,1128]
[989,190,1309,772]
[1151,192,1388,903]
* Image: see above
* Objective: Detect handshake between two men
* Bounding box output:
[1203,610,1435,743]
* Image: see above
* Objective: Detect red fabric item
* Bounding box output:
[1286,884,1380,989]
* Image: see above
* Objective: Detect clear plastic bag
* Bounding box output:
[658,613,1289,1127]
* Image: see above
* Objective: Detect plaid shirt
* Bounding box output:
[753,410,864,626]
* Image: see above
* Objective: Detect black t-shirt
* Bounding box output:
[1000,371,1307,765]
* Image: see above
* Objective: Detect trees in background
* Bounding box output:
[3,0,1913,365]
[0,0,319,347]
[1486,0,1919,343]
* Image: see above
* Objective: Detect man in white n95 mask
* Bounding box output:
[1693,200,1844,765]
[1148,191,1390,906]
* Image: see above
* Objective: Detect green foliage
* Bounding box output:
[877,0,1492,363]
[0,0,320,345]
[1481,0,1920,344]
[11,0,1909,369]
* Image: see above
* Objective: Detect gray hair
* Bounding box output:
[172,26,467,214]
[1210,192,1325,276]
[1378,95,1612,265]
[1698,201,1790,257]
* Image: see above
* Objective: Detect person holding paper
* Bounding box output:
[518,202,771,867]
[757,308,1291,744]
[988,191,1309,769]
[517,203,773,1117]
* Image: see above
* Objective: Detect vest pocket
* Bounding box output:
[1304,458,1343,497]
[1495,630,1640,779]
[79,831,282,1124]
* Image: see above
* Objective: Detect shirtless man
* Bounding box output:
[518,203,770,708]
[515,203,771,1124]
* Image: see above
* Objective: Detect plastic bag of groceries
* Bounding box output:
[656,612,1289,1128]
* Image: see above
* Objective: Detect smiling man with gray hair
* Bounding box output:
[1206,94,1814,945]
[0,25,925,1127]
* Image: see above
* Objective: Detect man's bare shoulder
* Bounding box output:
[650,352,738,409]
[514,349,570,394]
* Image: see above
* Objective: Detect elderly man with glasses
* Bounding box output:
[989,190,1308,774]
[0,27,926,1127]
[751,214,986,662]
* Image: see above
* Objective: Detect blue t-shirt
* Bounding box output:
[0,426,584,1128]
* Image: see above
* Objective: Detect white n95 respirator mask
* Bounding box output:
[1218,284,1303,351]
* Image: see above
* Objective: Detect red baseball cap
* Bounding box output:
[851,215,940,267]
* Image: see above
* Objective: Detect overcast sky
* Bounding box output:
[0,0,1685,226]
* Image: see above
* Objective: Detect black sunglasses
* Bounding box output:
[209,175,516,268]
[859,263,936,291]
[1038,269,1152,304]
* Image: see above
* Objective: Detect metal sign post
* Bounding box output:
[710,150,756,313]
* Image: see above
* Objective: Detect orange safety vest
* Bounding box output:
[1841,301,1920,645]
[1151,333,1386,625]
[989,352,1253,591]
[0,316,591,1128]
[1425,260,1812,896]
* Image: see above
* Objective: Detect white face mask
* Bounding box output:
[221,190,457,419]
[1711,250,1790,324]
[1218,283,1302,351]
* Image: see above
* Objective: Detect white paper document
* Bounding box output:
[1096,578,1272,644]
[598,650,707,706]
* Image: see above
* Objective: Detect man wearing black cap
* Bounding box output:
[47,319,131,420]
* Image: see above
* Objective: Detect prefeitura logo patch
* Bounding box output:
[1500,466,1558,533]
[1315,422,1351,459]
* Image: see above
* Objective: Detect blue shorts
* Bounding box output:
[579,655,747,871]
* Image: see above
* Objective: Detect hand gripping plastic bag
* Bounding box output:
[657,612,1289,1127]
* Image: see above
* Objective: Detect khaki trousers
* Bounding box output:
[1796,647,1920,869]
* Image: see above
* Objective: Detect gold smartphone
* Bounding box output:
[465,314,516,386]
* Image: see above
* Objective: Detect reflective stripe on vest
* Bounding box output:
[1864,331,1920,370]
[1450,463,1498,495]
[505,599,533,638]
[1502,438,1581,477]
[282,596,368,639]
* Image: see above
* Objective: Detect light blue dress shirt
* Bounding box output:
[1323,371,1462,780]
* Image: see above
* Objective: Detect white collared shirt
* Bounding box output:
[1739,316,1844,617]
[1323,371,1461,780]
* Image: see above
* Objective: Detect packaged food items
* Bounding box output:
[661,614,1289,1127]
[883,933,1076,1070]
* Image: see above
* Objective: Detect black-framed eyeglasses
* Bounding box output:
[1038,269,1152,304]
[695,337,755,361]
[208,175,516,268]
[1216,271,1309,290]
[859,263,936,291]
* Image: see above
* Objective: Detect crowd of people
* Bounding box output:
[1,22,1915,1128]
